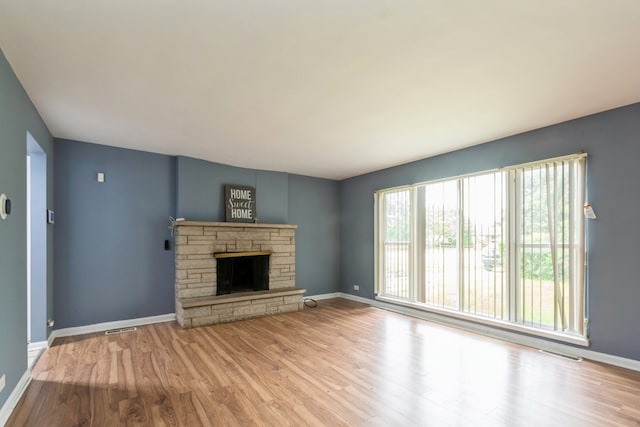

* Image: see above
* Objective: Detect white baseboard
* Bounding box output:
[27,341,48,371]
[335,293,374,305]
[0,370,31,427]
[336,292,640,372]
[50,313,176,343]
[305,292,340,301]
[47,332,55,349]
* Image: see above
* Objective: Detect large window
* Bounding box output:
[376,154,587,344]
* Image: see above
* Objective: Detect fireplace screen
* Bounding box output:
[216,254,270,295]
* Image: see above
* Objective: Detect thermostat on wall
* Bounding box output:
[47,209,55,224]
[0,193,11,220]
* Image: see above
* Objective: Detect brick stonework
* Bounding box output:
[174,221,304,327]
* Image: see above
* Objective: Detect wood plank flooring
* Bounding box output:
[7,298,640,426]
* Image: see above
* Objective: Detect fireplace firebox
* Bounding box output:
[214,251,270,295]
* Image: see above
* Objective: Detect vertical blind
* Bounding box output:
[376,154,587,340]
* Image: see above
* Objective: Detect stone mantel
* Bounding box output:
[173,220,304,327]
[175,220,297,229]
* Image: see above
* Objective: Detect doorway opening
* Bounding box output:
[27,132,47,368]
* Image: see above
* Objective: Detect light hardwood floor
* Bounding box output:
[8,298,640,426]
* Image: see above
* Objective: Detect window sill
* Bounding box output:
[375,295,589,347]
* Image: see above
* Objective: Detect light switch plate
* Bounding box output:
[0,374,5,392]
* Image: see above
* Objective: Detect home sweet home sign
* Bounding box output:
[225,185,257,223]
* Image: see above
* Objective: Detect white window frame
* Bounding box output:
[374,153,588,346]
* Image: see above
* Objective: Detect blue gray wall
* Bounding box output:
[175,156,341,296]
[289,174,341,296]
[53,150,341,329]
[54,140,176,328]
[340,102,640,361]
[176,156,288,222]
[0,49,54,410]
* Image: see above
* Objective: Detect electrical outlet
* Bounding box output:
[353,284,360,291]
[0,374,5,392]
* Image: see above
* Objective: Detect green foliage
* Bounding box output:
[521,252,556,281]
[384,190,411,242]
[385,217,410,242]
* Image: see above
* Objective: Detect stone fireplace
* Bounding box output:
[174,221,305,328]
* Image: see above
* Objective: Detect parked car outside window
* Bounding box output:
[482,243,501,271]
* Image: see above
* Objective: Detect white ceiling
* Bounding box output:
[1,1,640,180]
